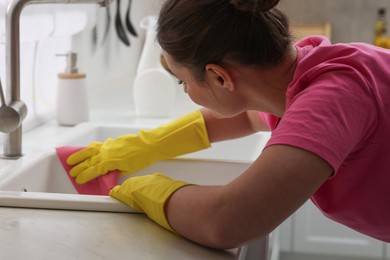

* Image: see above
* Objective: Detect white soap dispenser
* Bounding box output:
[56,52,89,126]
[133,68,176,118]
[133,16,176,118]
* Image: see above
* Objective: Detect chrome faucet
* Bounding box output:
[0,0,113,159]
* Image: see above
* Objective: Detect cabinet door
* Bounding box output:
[387,243,390,259]
[293,201,383,258]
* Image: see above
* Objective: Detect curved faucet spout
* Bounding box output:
[0,0,113,159]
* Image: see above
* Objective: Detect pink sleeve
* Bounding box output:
[266,72,377,171]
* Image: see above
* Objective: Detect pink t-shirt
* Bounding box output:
[261,36,390,242]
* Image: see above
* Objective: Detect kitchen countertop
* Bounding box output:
[0,207,237,259]
[0,82,248,259]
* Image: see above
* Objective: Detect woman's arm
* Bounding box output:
[200,108,269,143]
[165,144,333,249]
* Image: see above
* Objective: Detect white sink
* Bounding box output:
[0,123,270,212]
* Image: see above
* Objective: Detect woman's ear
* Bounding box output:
[205,64,235,91]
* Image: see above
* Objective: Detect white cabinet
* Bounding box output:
[292,200,384,258]
[387,244,390,259]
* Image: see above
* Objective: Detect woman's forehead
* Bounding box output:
[163,52,187,76]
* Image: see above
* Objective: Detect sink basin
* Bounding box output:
[0,151,251,212]
[0,123,270,212]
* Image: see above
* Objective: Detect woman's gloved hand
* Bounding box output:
[110,173,190,232]
[66,110,210,184]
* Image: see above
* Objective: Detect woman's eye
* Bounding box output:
[177,80,184,86]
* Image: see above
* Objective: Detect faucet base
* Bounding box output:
[0,154,23,160]
[2,127,24,159]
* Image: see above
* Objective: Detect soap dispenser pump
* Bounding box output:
[56,52,89,126]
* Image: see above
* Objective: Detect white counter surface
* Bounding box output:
[0,207,237,259]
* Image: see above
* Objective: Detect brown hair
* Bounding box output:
[157,0,292,81]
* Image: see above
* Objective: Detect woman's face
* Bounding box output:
[163,52,243,118]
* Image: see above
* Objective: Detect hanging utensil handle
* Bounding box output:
[102,5,111,44]
[125,0,137,37]
[115,0,130,46]
[0,76,6,107]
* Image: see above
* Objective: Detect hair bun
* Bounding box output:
[230,0,280,12]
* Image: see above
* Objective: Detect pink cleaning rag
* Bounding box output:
[56,146,120,195]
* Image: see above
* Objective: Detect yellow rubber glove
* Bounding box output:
[109,173,189,232]
[67,110,210,184]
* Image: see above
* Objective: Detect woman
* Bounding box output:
[67,0,390,249]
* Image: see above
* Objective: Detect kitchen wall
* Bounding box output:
[279,0,390,44]
[71,0,198,118]
[0,3,96,131]
[0,1,164,146]
[72,0,162,90]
